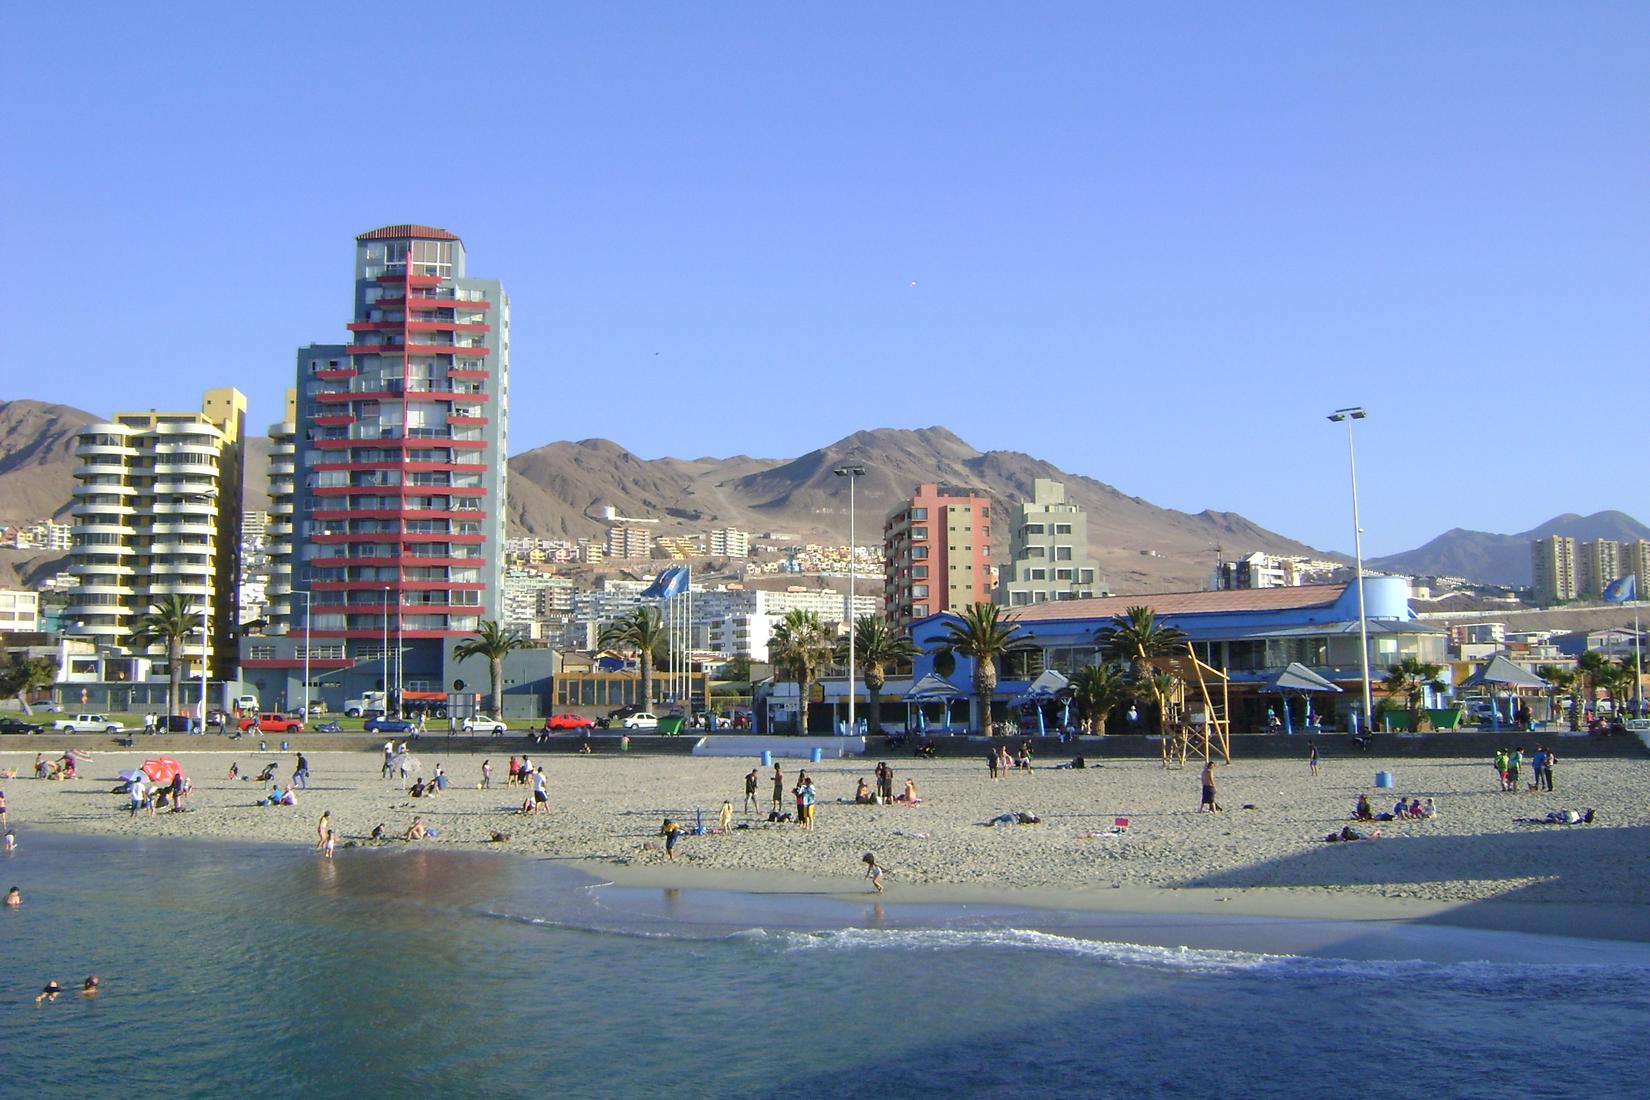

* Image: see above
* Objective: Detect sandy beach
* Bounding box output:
[5,744,1647,942]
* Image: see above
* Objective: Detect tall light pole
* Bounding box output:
[193,487,219,730]
[383,585,391,714]
[1327,407,1373,733]
[834,464,866,736]
[294,588,311,719]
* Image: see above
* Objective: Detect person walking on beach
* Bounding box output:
[529,766,549,814]
[771,764,785,814]
[998,744,1013,779]
[863,852,885,893]
[744,768,760,814]
[382,740,394,779]
[1198,760,1220,813]
[718,800,733,832]
[987,746,1000,781]
[128,776,146,818]
[316,810,331,851]
[481,759,493,789]
[1508,747,1524,791]
[1308,741,1320,777]
[660,818,682,860]
[323,830,336,859]
[293,753,310,790]
[1543,747,1557,792]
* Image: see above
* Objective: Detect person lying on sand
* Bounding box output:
[1517,808,1597,825]
[1324,825,1382,842]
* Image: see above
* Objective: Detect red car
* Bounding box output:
[239,712,305,733]
[544,712,594,731]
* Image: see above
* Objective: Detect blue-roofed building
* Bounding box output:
[905,575,1446,733]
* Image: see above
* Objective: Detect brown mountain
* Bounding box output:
[0,397,1332,592]
[0,399,100,524]
[506,426,1330,591]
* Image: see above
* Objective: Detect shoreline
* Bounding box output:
[6,748,1647,950]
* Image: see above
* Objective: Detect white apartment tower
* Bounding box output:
[66,388,247,681]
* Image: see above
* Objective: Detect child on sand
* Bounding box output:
[863,852,884,893]
[718,801,733,832]
[660,818,681,860]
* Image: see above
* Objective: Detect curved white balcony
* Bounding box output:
[74,521,136,537]
[74,440,138,460]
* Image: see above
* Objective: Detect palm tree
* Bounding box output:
[130,595,201,718]
[452,620,531,717]
[1380,656,1445,731]
[1576,650,1611,713]
[598,606,665,709]
[1535,665,1579,731]
[1069,661,1131,734]
[768,609,834,734]
[938,602,1028,734]
[1599,658,1637,719]
[835,615,918,736]
[1095,606,1187,734]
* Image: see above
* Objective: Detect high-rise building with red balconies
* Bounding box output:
[270,225,509,712]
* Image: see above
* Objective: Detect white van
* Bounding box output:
[235,695,259,713]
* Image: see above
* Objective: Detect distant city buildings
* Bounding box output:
[0,588,40,632]
[1530,535,1646,603]
[883,483,994,630]
[605,525,653,560]
[707,527,750,558]
[995,479,1103,607]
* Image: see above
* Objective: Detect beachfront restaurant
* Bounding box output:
[904,577,1447,734]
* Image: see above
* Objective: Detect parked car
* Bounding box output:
[51,714,122,733]
[0,717,44,734]
[544,712,595,731]
[462,714,509,734]
[364,716,415,734]
[622,712,659,730]
[238,713,305,733]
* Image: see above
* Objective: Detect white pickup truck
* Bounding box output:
[52,713,123,733]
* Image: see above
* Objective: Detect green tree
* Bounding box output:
[598,606,666,708]
[768,609,834,734]
[1095,606,1188,734]
[1598,657,1637,717]
[938,602,1029,734]
[1535,665,1580,731]
[0,632,58,715]
[130,595,201,718]
[1380,656,1446,731]
[1576,650,1611,711]
[452,620,531,718]
[1068,661,1131,734]
[835,615,919,736]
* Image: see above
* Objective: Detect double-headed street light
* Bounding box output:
[834,464,866,736]
[1327,407,1372,734]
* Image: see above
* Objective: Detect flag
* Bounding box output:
[643,566,690,600]
[1603,574,1638,603]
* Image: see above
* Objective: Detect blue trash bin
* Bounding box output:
[1374,771,1394,788]
[810,746,823,764]
[760,750,773,767]
[281,740,289,752]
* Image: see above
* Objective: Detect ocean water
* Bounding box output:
[3,831,1647,1100]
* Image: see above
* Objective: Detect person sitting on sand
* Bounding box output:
[1408,798,1425,819]
[403,817,428,841]
[1422,797,1438,818]
[854,778,874,804]
[279,785,297,807]
[227,762,240,781]
[895,778,921,804]
[370,823,386,840]
[1354,794,1374,821]
[1393,797,1411,819]
[409,777,427,799]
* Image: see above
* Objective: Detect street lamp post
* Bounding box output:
[194,487,219,731]
[834,464,866,736]
[294,589,311,720]
[1327,407,1373,734]
[383,585,391,715]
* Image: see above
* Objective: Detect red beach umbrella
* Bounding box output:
[141,757,182,784]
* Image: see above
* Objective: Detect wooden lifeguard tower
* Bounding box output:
[1145,644,1231,767]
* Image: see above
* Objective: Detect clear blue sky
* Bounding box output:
[3,2,1645,557]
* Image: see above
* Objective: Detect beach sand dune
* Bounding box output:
[6,748,1646,940]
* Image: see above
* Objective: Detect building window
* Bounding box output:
[1010,591,1029,606]
[1055,523,1072,535]
[911,527,927,540]
[1021,546,1045,559]
[1023,523,1045,535]
[1079,569,1095,583]
[1029,568,1046,580]
[1055,546,1072,561]
[1056,568,1073,580]
[911,508,927,520]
